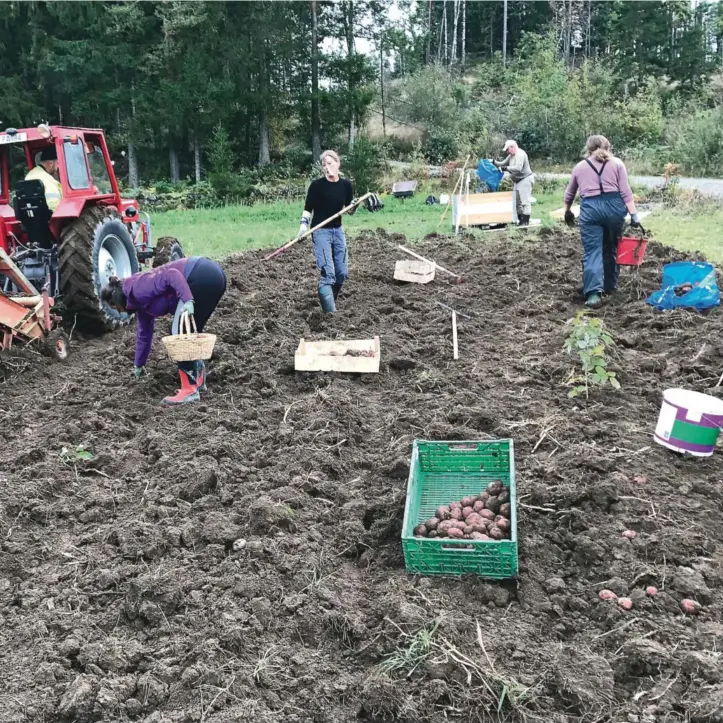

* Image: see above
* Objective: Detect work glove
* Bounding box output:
[181,300,195,316]
[491,159,501,168]
[564,209,576,227]
[132,365,145,380]
[630,212,641,227]
[297,217,310,238]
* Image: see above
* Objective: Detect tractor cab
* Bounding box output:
[0,125,182,330]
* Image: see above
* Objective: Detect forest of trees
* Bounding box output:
[2,0,722,187]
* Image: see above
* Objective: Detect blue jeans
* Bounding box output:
[579,193,627,296]
[312,227,348,291]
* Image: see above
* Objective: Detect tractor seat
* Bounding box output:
[13,180,54,249]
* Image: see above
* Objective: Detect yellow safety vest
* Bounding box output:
[25,166,63,211]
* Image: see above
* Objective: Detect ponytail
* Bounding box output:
[585,135,613,163]
[100,276,127,309]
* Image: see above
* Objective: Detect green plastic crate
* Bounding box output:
[401,439,518,578]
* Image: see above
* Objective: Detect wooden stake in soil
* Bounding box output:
[452,310,459,360]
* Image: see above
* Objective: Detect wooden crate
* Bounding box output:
[453,191,514,230]
[295,336,381,373]
[394,259,435,284]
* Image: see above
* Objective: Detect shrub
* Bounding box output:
[343,137,386,193]
[423,130,459,164]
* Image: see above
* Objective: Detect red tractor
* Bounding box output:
[0,124,183,331]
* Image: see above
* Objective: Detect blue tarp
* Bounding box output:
[477,159,504,192]
[646,261,720,311]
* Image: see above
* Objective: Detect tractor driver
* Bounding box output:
[25,147,63,212]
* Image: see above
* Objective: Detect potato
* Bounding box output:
[427,530,438,539]
[436,505,451,520]
[449,507,463,521]
[414,524,427,537]
[497,488,510,504]
[465,513,483,526]
[477,491,490,503]
[488,526,503,540]
[438,520,453,533]
[461,506,474,520]
[450,520,466,531]
[447,528,464,539]
[473,500,485,513]
[468,524,487,534]
[645,586,658,597]
[617,597,633,610]
[680,599,701,615]
[470,532,489,540]
[598,589,617,601]
[425,517,440,531]
[621,530,637,539]
[479,509,495,521]
[449,501,462,510]
[460,495,475,508]
[463,525,473,535]
[487,480,503,496]
[485,496,501,514]
[499,503,511,518]
[495,516,510,532]
[436,528,448,537]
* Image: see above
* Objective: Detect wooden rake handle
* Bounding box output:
[263,192,373,262]
[397,245,461,280]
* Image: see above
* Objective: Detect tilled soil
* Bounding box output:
[1,228,722,723]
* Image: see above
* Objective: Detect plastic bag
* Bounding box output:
[476,159,504,192]
[645,261,720,311]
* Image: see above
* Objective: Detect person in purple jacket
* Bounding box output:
[100,256,226,406]
[563,135,642,309]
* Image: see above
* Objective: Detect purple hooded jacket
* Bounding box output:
[122,258,197,367]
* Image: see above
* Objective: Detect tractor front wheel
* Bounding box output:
[59,207,139,331]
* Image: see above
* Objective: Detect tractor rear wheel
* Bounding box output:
[59,207,139,331]
[152,236,184,267]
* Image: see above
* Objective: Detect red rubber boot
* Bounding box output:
[162,369,201,406]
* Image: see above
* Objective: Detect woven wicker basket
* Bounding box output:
[162,313,216,362]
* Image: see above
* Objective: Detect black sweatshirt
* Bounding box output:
[304,176,353,228]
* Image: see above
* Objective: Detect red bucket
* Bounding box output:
[617,236,648,266]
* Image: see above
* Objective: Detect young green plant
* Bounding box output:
[564,312,620,398]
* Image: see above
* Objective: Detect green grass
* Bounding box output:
[151,184,566,258]
[643,206,723,263]
[150,181,722,264]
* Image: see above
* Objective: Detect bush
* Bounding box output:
[423,130,459,165]
[667,105,723,176]
[343,137,386,193]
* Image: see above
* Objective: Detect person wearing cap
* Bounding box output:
[563,135,641,309]
[493,140,534,226]
[298,149,355,313]
[25,147,63,211]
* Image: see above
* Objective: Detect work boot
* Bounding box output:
[318,286,336,313]
[194,360,207,391]
[584,292,602,309]
[332,283,343,302]
[518,214,530,227]
[162,369,201,406]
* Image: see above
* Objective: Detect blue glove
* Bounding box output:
[172,300,195,334]
[630,212,641,227]
[132,365,145,379]
[181,300,195,316]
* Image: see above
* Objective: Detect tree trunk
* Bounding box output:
[258,106,271,166]
[258,38,271,167]
[451,0,459,66]
[345,0,356,148]
[461,0,466,69]
[193,132,201,183]
[169,146,180,183]
[380,35,386,136]
[503,0,508,67]
[310,0,321,161]
[426,0,432,64]
[443,1,448,65]
[128,140,139,189]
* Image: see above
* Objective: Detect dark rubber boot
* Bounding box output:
[332,283,342,302]
[585,292,602,309]
[194,360,207,391]
[318,287,336,313]
[519,214,530,227]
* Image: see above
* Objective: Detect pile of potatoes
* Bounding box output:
[413,480,512,541]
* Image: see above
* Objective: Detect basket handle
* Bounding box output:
[179,311,198,336]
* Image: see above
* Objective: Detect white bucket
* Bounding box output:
[439,194,450,205]
[654,388,723,457]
